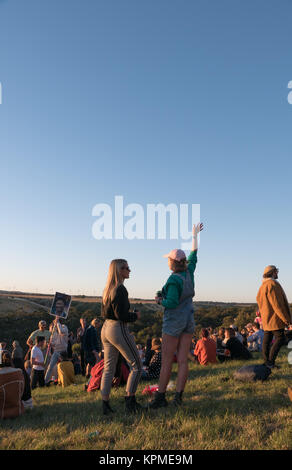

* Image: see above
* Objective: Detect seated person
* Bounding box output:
[247,323,264,352]
[246,323,254,338]
[0,352,24,419]
[216,328,225,350]
[143,337,154,366]
[57,351,75,387]
[230,325,244,344]
[141,338,162,380]
[240,328,248,347]
[245,325,257,351]
[72,354,82,375]
[223,328,252,360]
[188,336,198,363]
[194,328,217,365]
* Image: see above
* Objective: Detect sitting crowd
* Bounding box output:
[2,309,292,419]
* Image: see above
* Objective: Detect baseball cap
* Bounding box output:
[163,249,186,261]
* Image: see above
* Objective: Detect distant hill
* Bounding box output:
[1,293,260,354]
[0,290,256,306]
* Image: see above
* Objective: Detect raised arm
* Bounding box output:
[187,223,203,276]
[192,223,203,251]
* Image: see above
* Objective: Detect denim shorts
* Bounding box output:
[162,311,195,337]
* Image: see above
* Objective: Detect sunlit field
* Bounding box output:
[1,350,292,450]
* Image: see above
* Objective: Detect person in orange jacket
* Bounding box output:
[194,328,217,365]
[256,265,291,369]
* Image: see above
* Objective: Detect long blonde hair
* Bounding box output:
[102,259,128,306]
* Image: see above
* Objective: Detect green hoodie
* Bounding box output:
[161,250,198,310]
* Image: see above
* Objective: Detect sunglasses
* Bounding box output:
[122,266,130,271]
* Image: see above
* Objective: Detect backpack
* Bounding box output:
[87,358,130,392]
[233,364,271,382]
[87,360,104,392]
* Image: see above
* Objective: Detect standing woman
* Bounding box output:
[100,259,143,414]
[149,223,203,408]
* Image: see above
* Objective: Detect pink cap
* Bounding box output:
[163,249,186,261]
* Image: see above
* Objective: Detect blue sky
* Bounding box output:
[0,0,292,302]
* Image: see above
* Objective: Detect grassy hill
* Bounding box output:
[1,293,259,350]
[1,350,292,450]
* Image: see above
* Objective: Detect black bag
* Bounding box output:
[233,364,271,382]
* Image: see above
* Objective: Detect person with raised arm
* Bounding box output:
[149,223,203,409]
[44,316,68,385]
[100,259,143,415]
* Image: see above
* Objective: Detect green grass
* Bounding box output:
[1,350,292,450]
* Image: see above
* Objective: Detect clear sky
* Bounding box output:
[0,0,292,302]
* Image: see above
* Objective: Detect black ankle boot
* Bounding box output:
[132,395,143,411]
[102,400,114,415]
[148,391,168,409]
[173,391,183,406]
[125,395,142,414]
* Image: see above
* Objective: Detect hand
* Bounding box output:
[192,223,204,237]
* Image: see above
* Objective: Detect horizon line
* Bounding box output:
[0,289,258,305]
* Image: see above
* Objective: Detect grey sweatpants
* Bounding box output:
[100,319,142,396]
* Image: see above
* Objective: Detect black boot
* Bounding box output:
[131,395,143,411]
[102,400,114,415]
[173,391,183,406]
[148,391,168,409]
[125,395,142,414]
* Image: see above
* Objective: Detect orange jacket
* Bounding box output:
[194,337,217,365]
[256,279,291,331]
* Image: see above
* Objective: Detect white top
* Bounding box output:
[31,346,45,370]
[51,323,68,352]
